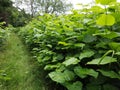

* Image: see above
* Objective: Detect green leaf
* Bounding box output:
[95,0,116,5]
[98,69,120,79]
[65,81,83,90]
[79,50,95,60]
[96,14,115,26]
[49,70,75,83]
[74,66,98,78]
[87,56,117,65]
[63,57,79,66]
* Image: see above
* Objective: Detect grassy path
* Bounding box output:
[0,32,46,90]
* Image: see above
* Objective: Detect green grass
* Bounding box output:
[0,32,47,90]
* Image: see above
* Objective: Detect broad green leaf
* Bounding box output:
[49,70,75,83]
[98,69,120,79]
[63,57,79,66]
[95,0,116,5]
[65,81,83,90]
[103,84,119,90]
[96,14,115,26]
[79,50,95,60]
[87,56,117,65]
[74,66,98,78]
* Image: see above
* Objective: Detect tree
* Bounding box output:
[13,0,72,16]
[0,0,12,25]
[0,0,31,26]
[36,0,72,14]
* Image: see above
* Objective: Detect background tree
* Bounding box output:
[0,0,31,27]
[13,0,72,16]
[0,0,12,25]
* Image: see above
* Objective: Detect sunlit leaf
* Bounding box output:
[96,14,115,26]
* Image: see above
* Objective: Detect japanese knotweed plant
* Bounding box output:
[19,0,120,90]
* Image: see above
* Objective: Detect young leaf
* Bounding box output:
[96,14,115,26]
[74,66,98,78]
[87,56,117,65]
[98,69,120,79]
[79,50,95,60]
[63,57,79,66]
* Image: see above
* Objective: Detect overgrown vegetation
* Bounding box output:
[1,0,120,90]
[0,22,7,49]
[18,0,120,90]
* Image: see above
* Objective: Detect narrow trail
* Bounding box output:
[0,32,46,90]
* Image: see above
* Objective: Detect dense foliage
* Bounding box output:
[19,0,120,90]
[0,22,7,49]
